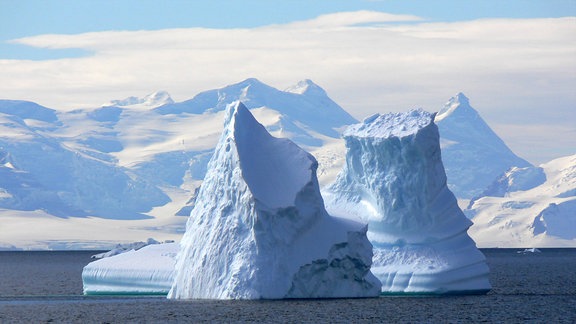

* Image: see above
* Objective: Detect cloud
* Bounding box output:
[284,10,423,28]
[1,11,575,163]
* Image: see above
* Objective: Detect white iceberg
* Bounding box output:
[168,102,381,299]
[82,242,178,295]
[517,248,541,254]
[324,109,491,294]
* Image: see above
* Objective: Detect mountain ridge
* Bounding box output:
[1,82,573,249]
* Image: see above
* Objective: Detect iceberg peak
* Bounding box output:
[224,101,318,208]
[169,101,380,299]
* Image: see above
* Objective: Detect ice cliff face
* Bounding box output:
[168,102,380,299]
[324,109,491,294]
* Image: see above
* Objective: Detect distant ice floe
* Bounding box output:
[83,241,178,295]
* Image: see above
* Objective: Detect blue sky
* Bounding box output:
[1,0,575,164]
[2,0,574,59]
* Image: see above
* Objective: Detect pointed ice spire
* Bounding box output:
[169,101,380,299]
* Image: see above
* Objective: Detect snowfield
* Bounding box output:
[467,154,576,247]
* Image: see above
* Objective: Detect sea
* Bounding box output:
[0,248,575,323]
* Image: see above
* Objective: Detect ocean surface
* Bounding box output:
[0,249,575,323]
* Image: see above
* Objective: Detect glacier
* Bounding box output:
[168,101,381,299]
[323,109,491,294]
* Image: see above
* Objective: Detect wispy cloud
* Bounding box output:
[1,11,574,163]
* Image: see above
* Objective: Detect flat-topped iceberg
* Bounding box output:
[324,109,491,294]
[82,242,178,295]
[168,102,381,299]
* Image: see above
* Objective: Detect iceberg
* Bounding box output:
[82,242,178,295]
[324,109,491,294]
[168,102,381,299]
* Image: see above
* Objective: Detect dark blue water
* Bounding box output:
[1,249,575,323]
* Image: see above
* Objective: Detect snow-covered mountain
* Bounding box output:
[0,102,169,219]
[104,90,174,108]
[1,82,573,250]
[466,154,576,247]
[155,78,356,141]
[435,93,532,199]
[0,79,356,249]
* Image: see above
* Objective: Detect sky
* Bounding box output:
[1,0,575,164]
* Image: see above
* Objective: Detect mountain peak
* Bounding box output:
[453,92,469,104]
[285,79,327,96]
[232,78,269,91]
[434,92,532,198]
[0,100,59,123]
[435,92,472,122]
[106,91,173,108]
[238,77,264,85]
[142,91,174,106]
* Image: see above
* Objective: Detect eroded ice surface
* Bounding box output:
[324,109,491,294]
[168,102,381,299]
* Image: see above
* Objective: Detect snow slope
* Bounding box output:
[324,109,491,294]
[0,79,353,249]
[169,102,380,299]
[466,154,576,247]
[155,78,356,139]
[1,83,573,250]
[435,93,531,199]
[0,103,169,219]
